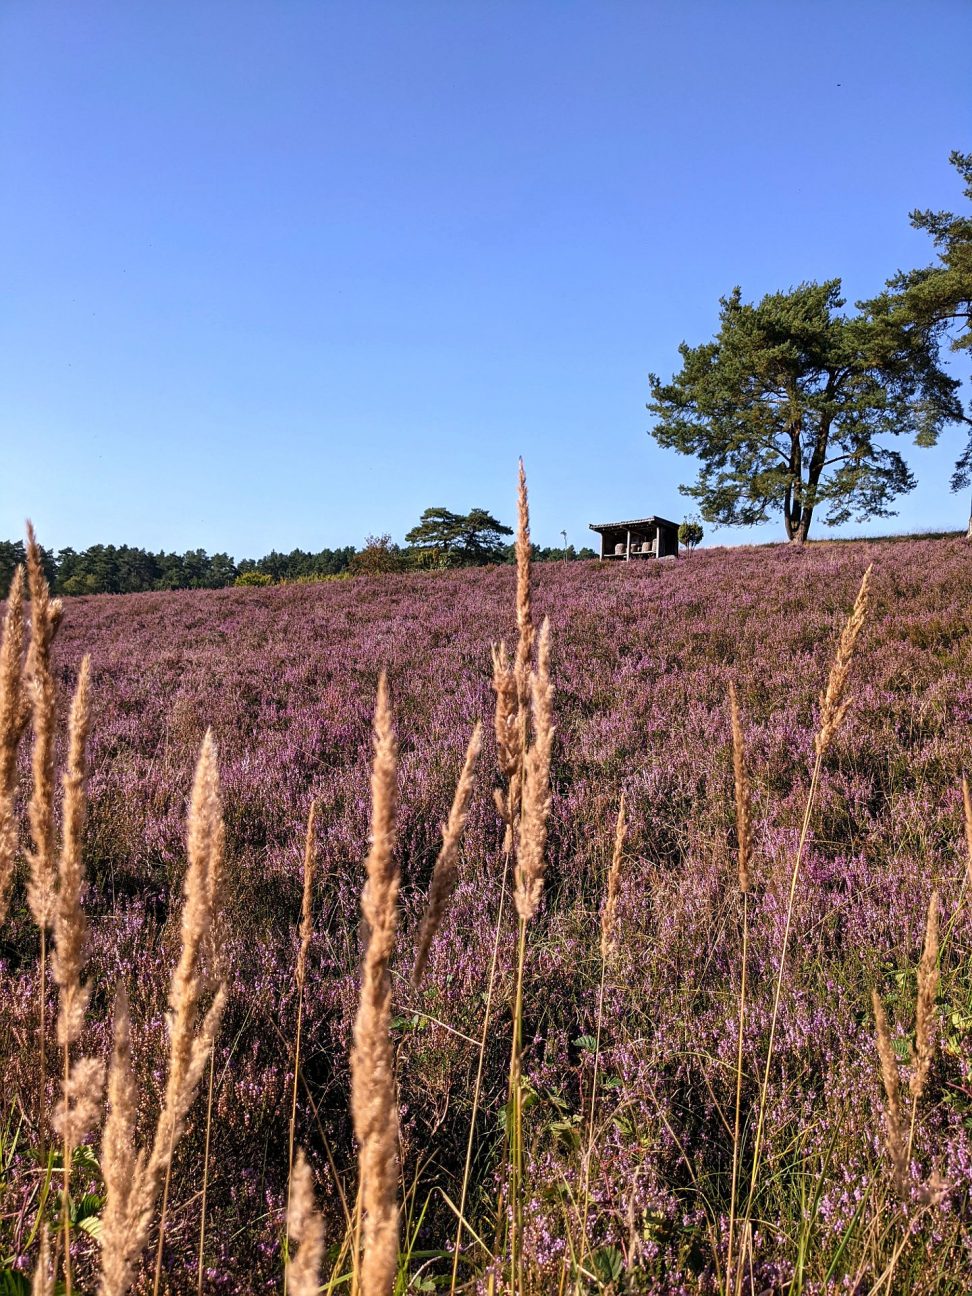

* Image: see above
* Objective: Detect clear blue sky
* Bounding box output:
[1,1,970,556]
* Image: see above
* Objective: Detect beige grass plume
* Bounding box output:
[31,1228,53,1296]
[351,673,400,1296]
[0,564,26,926]
[514,617,555,921]
[24,526,65,1152]
[297,799,318,991]
[872,988,908,1197]
[514,458,535,711]
[285,798,319,1296]
[815,564,872,758]
[285,1150,326,1296]
[156,730,227,1152]
[413,722,482,984]
[98,733,227,1296]
[910,889,939,1101]
[728,682,752,894]
[491,640,520,832]
[600,794,627,961]
[53,657,94,1051]
[99,986,139,1296]
[25,522,63,931]
[491,461,539,855]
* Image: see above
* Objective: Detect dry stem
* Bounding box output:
[910,890,939,1101]
[413,723,482,984]
[815,565,872,758]
[872,989,908,1197]
[728,681,752,893]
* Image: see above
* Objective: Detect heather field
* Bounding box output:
[2,532,972,1294]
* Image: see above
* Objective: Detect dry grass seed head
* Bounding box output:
[872,988,908,1197]
[514,458,534,702]
[490,640,520,784]
[413,721,482,984]
[53,1053,105,1151]
[600,794,626,961]
[25,523,62,931]
[514,617,555,922]
[815,564,872,758]
[728,681,752,894]
[350,672,400,1296]
[910,889,940,1101]
[0,564,26,925]
[99,984,139,1296]
[285,1150,326,1296]
[163,731,225,1102]
[32,1228,53,1296]
[296,799,318,990]
[53,656,93,1048]
[490,641,520,851]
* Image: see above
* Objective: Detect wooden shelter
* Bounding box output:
[588,515,680,561]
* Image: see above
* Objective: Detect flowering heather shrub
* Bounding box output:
[1,536,971,1292]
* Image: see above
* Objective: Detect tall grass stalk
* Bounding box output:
[52,657,96,1296]
[350,674,400,1296]
[573,796,626,1294]
[906,889,939,1162]
[195,1053,218,1295]
[725,681,752,1296]
[738,565,871,1292]
[153,732,227,1296]
[504,613,554,1295]
[196,764,229,1296]
[507,914,529,1296]
[99,732,226,1296]
[447,853,511,1296]
[495,463,558,1296]
[283,800,318,1296]
[25,524,63,1158]
[413,724,482,986]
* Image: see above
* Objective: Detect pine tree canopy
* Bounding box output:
[647,279,964,542]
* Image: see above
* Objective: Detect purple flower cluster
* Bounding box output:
[1,537,971,1291]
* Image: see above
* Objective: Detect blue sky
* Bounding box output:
[1,1,970,556]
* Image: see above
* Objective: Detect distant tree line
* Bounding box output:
[0,540,356,598]
[0,522,596,598]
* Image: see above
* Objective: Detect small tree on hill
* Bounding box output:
[678,516,704,552]
[405,507,512,566]
[647,280,963,542]
[350,534,407,576]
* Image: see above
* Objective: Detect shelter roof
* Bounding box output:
[588,517,679,532]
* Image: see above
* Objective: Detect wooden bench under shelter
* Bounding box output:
[588,516,680,561]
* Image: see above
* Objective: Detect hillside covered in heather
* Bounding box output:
[3,538,972,1293]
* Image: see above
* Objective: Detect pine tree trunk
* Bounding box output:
[784,417,805,543]
[793,418,830,546]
